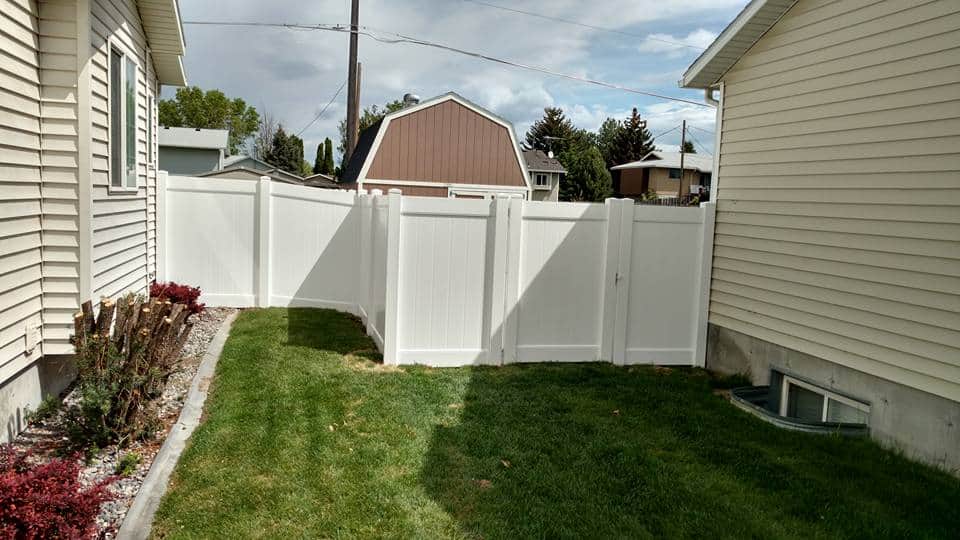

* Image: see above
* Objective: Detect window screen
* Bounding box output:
[125,58,137,188]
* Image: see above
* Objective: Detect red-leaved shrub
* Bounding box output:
[150,280,205,315]
[0,445,114,539]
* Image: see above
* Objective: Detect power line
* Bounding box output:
[297,79,347,136]
[685,129,712,154]
[688,125,714,136]
[181,20,711,108]
[650,124,681,142]
[462,0,706,50]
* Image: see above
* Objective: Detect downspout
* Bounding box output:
[704,87,719,107]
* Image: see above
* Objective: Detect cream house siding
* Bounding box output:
[0,0,44,375]
[89,0,155,299]
[38,0,80,355]
[712,0,960,401]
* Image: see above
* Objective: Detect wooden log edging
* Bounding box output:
[116,311,238,540]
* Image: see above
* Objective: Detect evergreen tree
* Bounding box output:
[264,125,304,176]
[596,117,623,169]
[524,107,575,154]
[557,131,612,202]
[682,140,696,154]
[313,142,324,174]
[608,108,655,166]
[323,138,335,174]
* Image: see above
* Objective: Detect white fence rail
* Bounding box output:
[158,172,715,367]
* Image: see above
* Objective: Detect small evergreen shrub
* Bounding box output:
[0,445,114,539]
[115,452,141,476]
[150,281,205,316]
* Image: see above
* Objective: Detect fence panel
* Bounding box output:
[514,201,608,363]
[623,206,707,365]
[160,175,716,368]
[164,176,257,306]
[269,184,359,312]
[395,196,494,366]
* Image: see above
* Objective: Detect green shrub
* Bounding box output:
[115,452,141,476]
[24,394,62,424]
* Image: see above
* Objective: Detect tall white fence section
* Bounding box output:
[158,172,716,367]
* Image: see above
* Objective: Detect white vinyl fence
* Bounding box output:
[158,172,716,367]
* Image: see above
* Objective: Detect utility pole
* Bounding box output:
[345,0,360,164]
[677,119,686,199]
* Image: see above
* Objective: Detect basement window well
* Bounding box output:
[730,371,870,436]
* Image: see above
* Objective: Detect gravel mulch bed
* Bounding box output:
[10,307,237,539]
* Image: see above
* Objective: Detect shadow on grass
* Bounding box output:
[286,307,381,363]
[420,364,960,539]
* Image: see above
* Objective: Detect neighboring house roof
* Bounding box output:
[159,127,228,150]
[681,0,797,89]
[197,166,303,185]
[221,154,272,169]
[303,172,337,184]
[137,0,187,86]
[523,150,566,173]
[302,176,340,189]
[340,119,383,185]
[341,92,531,190]
[610,151,714,173]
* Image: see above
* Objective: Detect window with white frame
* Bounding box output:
[535,173,549,187]
[110,46,138,189]
[779,375,869,424]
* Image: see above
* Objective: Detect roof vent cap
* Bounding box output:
[402,93,420,107]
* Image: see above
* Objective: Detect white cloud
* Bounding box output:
[173,0,744,160]
[637,29,718,58]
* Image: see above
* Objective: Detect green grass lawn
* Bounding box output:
[153,308,960,539]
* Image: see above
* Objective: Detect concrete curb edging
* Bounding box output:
[117,311,239,540]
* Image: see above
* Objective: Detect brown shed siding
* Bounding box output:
[367,100,525,187]
[618,168,703,197]
[361,183,449,197]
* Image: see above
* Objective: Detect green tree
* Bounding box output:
[608,108,655,167]
[524,107,576,154]
[313,142,324,174]
[596,117,623,169]
[264,125,305,176]
[338,100,404,159]
[158,86,259,155]
[323,138,335,175]
[682,140,696,154]
[558,133,612,202]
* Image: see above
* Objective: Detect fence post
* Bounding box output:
[156,170,167,282]
[383,189,402,364]
[694,201,717,367]
[501,194,523,364]
[599,197,621,362]
[256,176,272,308]
[356,189,369,323]
[612,199,635,365]
[487,194,510,365]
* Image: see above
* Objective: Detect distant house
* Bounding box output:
[197,166,311,186]
[523,150,565,202]
[340,92,531,199]
[303,173,339,188]
[158,127,228,175]
[610,151,712,199]
[221,154,275,172]
[681,0,960,470]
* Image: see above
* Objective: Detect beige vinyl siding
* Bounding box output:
[38,0,79,354]
[713,0,960,401]
[89,0,156,300]
[0,0,44,378]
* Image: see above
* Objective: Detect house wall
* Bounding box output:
[89,0,158,300]
[1,0,45,437]
[529,171,560,201]
[366,99,527,187]
[158,146,221,175]
[709,0,960,407]
[619,168,701,198]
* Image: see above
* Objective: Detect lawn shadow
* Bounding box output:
[286,307,382,363]
[419,363,960,539]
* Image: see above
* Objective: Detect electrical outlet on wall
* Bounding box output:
[25,324,41,354]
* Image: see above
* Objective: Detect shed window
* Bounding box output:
[668,168,682,179]
[109,47,138,189]
[535,173,549,187]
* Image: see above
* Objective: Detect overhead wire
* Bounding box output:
[296,79,347,136]
[461,0,706,50]
[181,20,712,108]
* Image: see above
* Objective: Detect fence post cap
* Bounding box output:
[388,188,402,195]
[371,189,383,196]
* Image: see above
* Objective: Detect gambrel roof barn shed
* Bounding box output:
[682,0,960,470]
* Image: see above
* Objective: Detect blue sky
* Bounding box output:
[169,0,748,160]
